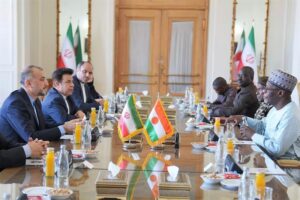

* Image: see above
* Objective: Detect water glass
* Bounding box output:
[264,187,273,200]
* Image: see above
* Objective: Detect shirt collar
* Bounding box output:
[22,86,36,106]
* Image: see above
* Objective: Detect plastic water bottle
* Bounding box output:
[97,105,105,127]
[82,119,92,149]
[215,133,225,174]
[238,167,250,200]
[57,145,69,178]
[195,104,202,123]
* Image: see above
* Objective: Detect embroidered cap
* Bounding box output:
[268,69,297,92]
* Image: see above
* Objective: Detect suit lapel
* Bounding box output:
[19,88,40,129]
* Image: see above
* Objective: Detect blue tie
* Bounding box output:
[33,101,39,126]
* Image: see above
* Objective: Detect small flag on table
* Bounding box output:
[118,95,144,142]
[143,99,174,147]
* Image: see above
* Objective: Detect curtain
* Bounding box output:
[168,22,194,93]
[128,20,151,93]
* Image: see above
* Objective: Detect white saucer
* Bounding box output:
[205,146,217,152]
[23,186,52,196]
[201,174,224,184]
[220,179,240,190]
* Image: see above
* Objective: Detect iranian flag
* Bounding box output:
[241,26,257,81]
[234,29,246,77]
[143,99,174,147]
[143,156,166,199]
[57,22,76,70]
[118,95,144,141]
[74,25,83,65]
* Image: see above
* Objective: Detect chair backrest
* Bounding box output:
[160,96,173,108]
[139,95,152,108]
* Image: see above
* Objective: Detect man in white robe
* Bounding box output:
[228,69,300,159]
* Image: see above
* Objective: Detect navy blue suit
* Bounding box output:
[87,81,103,99]
[0,134,26,170]
[42,88,79,127]
[71,76,100,113]
[0,88,61,144]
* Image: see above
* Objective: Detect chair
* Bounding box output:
[139,95,152,108]
[137,107,149,123]
[165,108,176,125]
[160,96,173,108]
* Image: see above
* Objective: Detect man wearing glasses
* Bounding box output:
[228,70,300,159]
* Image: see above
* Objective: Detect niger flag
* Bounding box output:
[143,99,174,147]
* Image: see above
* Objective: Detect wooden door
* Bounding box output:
[116,9,161,96]
[160,10,206,96]
[115,9,207,97]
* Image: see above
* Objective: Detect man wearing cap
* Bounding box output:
[228,69,300,159]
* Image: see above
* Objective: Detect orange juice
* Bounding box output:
[73,143,81,150]
[256,172,266,194]
[44,176,55,187]
[45,148,55,177]
[226,139,234,154]
[103,99,109,113]
[203,104,208,117]
[90,107,97,128]
[214,117,221,133]
[74,123,82,144]
[118,87,123,93]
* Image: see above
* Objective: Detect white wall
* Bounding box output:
[91,0,115,96]
[205,0,232,101]
[0,0,18,105]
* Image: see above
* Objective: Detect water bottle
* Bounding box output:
[238,167,250,200]
[195,104,202,124]
[82,119,92,149]
[108,95,116,114]
[97,105,105,127]
[215,133,225,173]
[124,86,129,99]
[57,145,69,178]
[184,87,189,102]
[189,91,195,112]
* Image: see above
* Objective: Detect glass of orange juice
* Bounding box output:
[74,123,82,144]
[256,172,266,195]
[226,138,234,154]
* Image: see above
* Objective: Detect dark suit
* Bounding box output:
[71,76,100,113]
[42,88,79,127]
[0,88,61,144]
[211,83,259,117]
[87,81,102,99]
[0,134,26,170]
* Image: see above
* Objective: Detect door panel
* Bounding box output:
[116,9,206,97]
[161,10,206,96]
[117,9,161,95]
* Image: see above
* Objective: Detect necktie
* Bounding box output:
[33,99,45,129]
[64,97,70,114]
[81,83,87,103]
[33,100,39,126]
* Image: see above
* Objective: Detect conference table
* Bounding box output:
[0,111,299,200]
